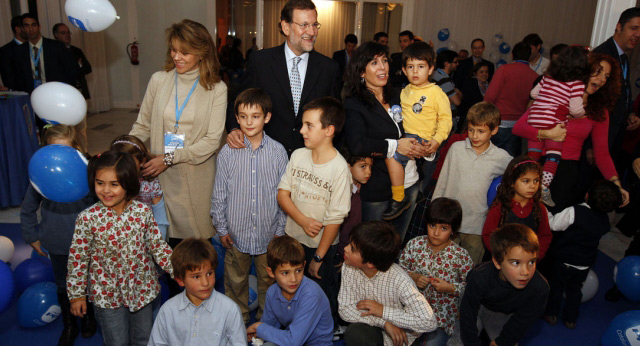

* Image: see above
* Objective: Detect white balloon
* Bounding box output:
[581,269,599,302]
[488,49,501,64]
[0,236,15,263]
[31,82,87,126]
[65,0,119,32]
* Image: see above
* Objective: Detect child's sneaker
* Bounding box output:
[543,315,557,325]
[382,197,411,220]
[564,321,576,329]
[541,186,555,207]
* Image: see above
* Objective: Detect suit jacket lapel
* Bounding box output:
[273,44,294,109]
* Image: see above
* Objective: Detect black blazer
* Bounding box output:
[593,37,632,150]
[343,91,402,202]
[459,77,485,120]
[454,57,494,88]
[9,37,78,93]
[389,52,408,88]
[69,45,91,99]
[332,49,348,79]
[0,39,21,90]
[226,44,341,155]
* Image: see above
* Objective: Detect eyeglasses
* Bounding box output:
[290,21,321,31]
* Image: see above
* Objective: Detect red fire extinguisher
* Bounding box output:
[127,41,139,65]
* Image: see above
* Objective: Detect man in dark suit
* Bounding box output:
[454,38,494,87]
[593,7,640,155]
[332,33,357,80]
[389,30,414,88]
[226,0,341,155]
[53,22,91,152]
[0,15,27,90]
[373,31,388,46]
[9,13,78,94]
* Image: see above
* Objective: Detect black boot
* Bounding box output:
[57,293,79,346]
[80,302,97,338]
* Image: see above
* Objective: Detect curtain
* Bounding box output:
[36,0,111,113]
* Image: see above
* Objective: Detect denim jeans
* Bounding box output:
[49,254,69,294]
[95,303,153,346]
[362,183,420,242]
[423,327,450,346]
[491,126,522,157]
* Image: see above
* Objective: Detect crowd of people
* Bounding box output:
[9,0,640,345]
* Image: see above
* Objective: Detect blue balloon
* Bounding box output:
[211,238,226,293]
[437,28,450,42]
[28,145,89,203]
[496,59,508,68]
[0,260,15,314]
[487,176,502,207]
[436,47,448,55]
[17,281,60,328]
[499,42,511,54]
[616,256,640,302]
[31,247,50,260]
[13,258,55,292]
[601,310,640,346]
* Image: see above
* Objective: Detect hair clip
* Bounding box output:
[112,140,142,152]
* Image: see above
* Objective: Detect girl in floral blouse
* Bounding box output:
[399,197,473,346]
[110,135,169,240]
[67,150,173,346]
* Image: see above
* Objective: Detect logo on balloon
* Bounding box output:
[67,16,87,31]
[41,305,61,323]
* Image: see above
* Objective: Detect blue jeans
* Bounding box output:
[491,127,521,157]
[95,303,153,346]
[394,134,427,165]
[362,183,420,242]
[423,327,450,346]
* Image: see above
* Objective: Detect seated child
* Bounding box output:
[211,88,288,323]
[149,238,246,346]
[338,221,437,346]
[399,197,472,346]
[544,180,622,328]
[482,156,553,259]
[460,224,549,346]
[246,236,334,346]
[384,41,453,220]
[433,102,512,264]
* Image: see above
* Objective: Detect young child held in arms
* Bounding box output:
[67,150,173,345]
[149,238,246,345]
[399,197,472,346]
[482,156,553,259]
[247,236,334,346]
[383,41,453,220]
[433,102,512,264]
[21,125,97,345]
[460,224,549,346]
[111,134,169,240]
[527,46,591,206]
[211,88,288,323]
[335,147,373,266]
[339,221,437,346]
[544,180,622,329]
[277,97,352,309]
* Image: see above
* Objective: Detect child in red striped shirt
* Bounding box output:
[527,46,591,207]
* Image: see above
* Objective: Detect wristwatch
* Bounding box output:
[312,253,324,263]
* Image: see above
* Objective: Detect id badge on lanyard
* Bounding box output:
[166,71,199,154]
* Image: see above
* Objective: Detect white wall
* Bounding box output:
[105,0,215,108]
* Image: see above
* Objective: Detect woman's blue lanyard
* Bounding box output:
[30,44,42,79]
[514,60,529,65]
[532,57,542,72]
[174,71,200,132]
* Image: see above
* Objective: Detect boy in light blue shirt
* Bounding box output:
[246,236,333,346]
[148,239,246,346]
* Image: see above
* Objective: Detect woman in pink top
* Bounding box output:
[514,53,629,212]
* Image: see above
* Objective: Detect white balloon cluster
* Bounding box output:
[65,0,119,32]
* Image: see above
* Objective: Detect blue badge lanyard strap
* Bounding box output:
[174,71,200,132]
[30,44,42,79]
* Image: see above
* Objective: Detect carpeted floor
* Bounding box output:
[1,222,637,346]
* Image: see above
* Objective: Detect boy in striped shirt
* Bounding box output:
[211,88,289,323]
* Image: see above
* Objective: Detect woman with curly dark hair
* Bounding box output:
[514,53,629,212]
[482,156,552,259]
[342,41,429,241]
